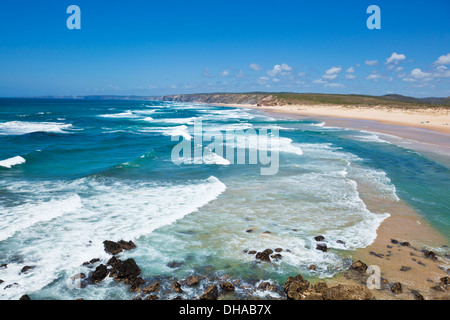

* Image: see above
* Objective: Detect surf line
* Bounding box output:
[170,119,284,175]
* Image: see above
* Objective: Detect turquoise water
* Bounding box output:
[0,98,448,300]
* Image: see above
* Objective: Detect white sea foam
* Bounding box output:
[155,117,199,124]
[0,176,226,299]
[167,125,192,141]
[0,156,26,168]
[0,121,73,135]
[0,194,83,242]
[98,110,139,118]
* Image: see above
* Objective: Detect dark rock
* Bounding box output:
[172,296,183,300]
[262,231,272,234]
[411,290,424,300]
[270,254,282,260]
[424,250,438,260]
[117,240,136,251]
[142,282,160,294]
[441,276,450,285]
[220,281,235,292]
[256,251,271,262]
[258,282,276,292]
[82,258,100,266]
[312,282,328,294]
[103,240,123,255]
[0,264,7,268]
[400,266,411,272]
[351,260,368,273]
[107,256,119,268]
[309,264,317,271]
[248,250,257,255]
[132,296,142,301]
[186,275,200,286]
[322,285,372,300]
[284,274,310,300]
[0,279,3,284]
[400,242,410,247]
[20,266,34,274]
[110,258,143,292]
[90,264,108,283]
[115,259,141,280]
[391,282,403,294]
[431,285,445,292]
[369,251,384,258]
[274,248,283,253]
[336,240,346,245]
[199,285,219,300]
[316,244,327,252]
[314,235,325,242]
[264,249,274,255]
[4,283,19,290]
[19,295,30,301]
[391,239,399,244]
[246,229,255,233]
[145,295,159,300]
[172,281,183,293]
[167,261,183,269]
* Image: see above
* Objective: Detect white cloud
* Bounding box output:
[325,83,345,88]
[346,74,357,80]
[249,63,262,71]
[267,63,292,77]
[435,65,450,78]
[386,52,406,65]
[272,78,281,83]
[435,53,450,65]
[366,73,382,81]
[365,60,379,66]
[220,69,230,77]
[410,68,432,80]
[323,66,342,80]
[297,72,306,77]
[313,79,327,85]
[346,67,355,73]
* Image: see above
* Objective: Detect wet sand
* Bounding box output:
[214,104,450,134]
[218,103,450,299]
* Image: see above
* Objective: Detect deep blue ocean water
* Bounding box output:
[0,98,448,300]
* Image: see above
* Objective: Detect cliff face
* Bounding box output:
[150,93,450,108]
[150,93,277,106]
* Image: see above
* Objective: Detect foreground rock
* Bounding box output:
[103,240,136,255]
[284,274,310,300]
[185,275,200,286]
[90,264,108,284]
[220,281,235,292]
[322,284,373,300]
[351,260,368,273]
[199,285,219,300]
[108,257,143,292]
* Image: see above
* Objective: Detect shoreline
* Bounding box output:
[216,102,450,299]
[213,103,450,134]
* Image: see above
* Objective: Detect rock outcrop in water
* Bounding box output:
[103,240,136,255]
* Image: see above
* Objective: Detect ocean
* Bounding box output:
[0,98,448,300]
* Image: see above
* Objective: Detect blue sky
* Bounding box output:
[0,0,449,97]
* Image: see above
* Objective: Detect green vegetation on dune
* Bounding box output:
[150,92,450,109]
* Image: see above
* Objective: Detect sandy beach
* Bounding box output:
[216,104,450,134]
[216,102,450,300]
